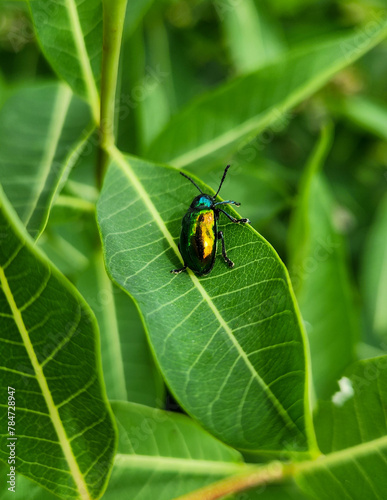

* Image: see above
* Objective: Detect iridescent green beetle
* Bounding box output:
[171,165,250,276]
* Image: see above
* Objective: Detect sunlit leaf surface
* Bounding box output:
[0,188,116,499]
[97,148,317,454]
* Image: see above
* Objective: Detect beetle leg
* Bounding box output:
[171,266,187,274]
[218,209,250,224]
[214,200,241,207]
[218,231,234,268]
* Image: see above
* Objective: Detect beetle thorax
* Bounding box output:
[190,194,213,209]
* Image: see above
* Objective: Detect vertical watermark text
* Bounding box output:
[6,386,16,493]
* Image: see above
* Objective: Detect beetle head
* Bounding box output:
[190,194,214,209]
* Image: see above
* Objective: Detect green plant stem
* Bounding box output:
[98,0,128,187]
[176,430,387,500]
[175,462,294,500]
[55,195,96,213]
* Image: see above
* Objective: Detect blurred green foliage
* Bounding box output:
[1,0,386,380]
[1,0,387,497]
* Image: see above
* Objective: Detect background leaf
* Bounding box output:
[37,211,96,280]
[288,127,359,399]
[2,0,387,498]
[220,0,284,73]
[97,148,317,454]
[28,0,102,120]
[237,484,312,499]
[0,401,248,500]
[0,82,92,240]
[145,21,387,169]
[0,188,116,499]
[296,356,387,499]
[332,94,387,141]
[124,0,155,39]
[105,401,247,500]
[77,250,165,407]
[118,5,181,155]
[361,193,387,343]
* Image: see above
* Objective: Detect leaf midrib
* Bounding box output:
[107,145,302,438]
[0,265,91,500]
[114,453,250,475]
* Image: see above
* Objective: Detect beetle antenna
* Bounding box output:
[180,172,203,193]
[214,165,230,198]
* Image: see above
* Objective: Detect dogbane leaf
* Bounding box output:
[0,188,116,499]
[97,147,318,455]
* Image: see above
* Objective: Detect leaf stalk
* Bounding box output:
[98,0,128,187]
[175,461,294,500]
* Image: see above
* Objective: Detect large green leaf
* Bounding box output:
[288,128,358,399]
[0,187,116,499]
[105,401,247,500]
[28,0,102,121]
[145,22,387,169]
[77,250,165,406]
[361,193,387,342]
[97,147,318,454]
[296,356,387,499]
[0,82,92,240]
